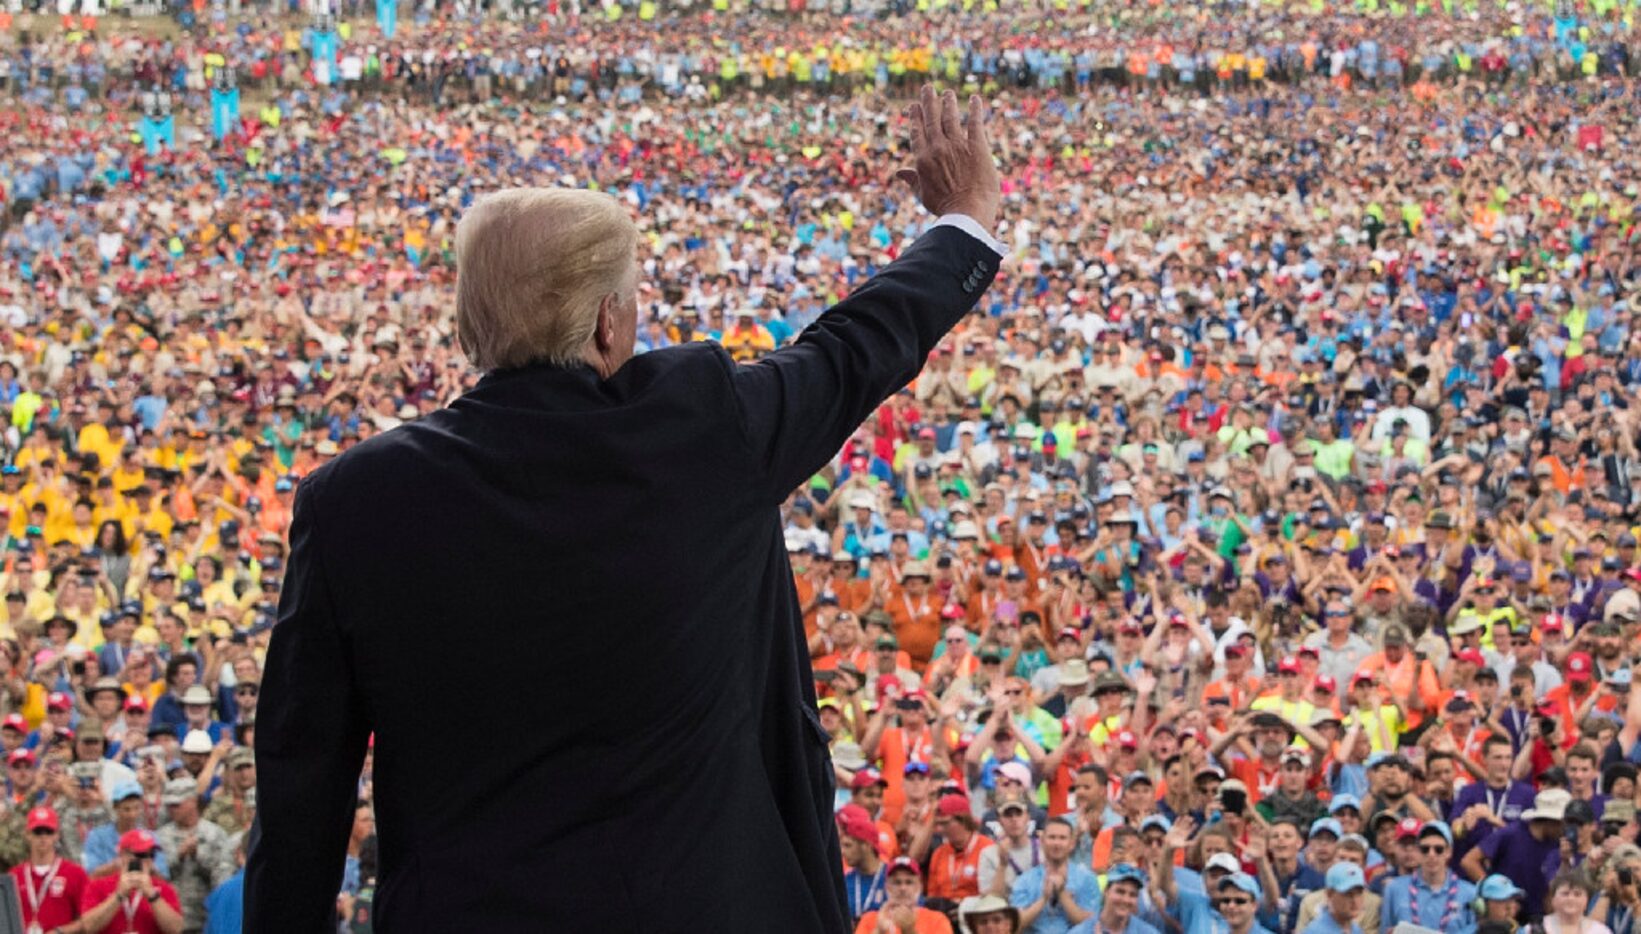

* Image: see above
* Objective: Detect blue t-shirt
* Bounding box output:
[844,865,888,923]
[1380,871,1478,933]
[81,823,170,878]
[1069,915,1163,934]
[203,870,244,934]
[1301,911,1363,934]
[1011,863,1102,934]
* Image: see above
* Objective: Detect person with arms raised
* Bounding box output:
[245,84,1004,932]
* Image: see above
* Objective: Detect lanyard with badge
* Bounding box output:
[21,859,59,934]
[947,834,977,888]
[851,864,885,920]
[120,891,144,932]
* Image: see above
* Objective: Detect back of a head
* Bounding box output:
[455,187,639,371]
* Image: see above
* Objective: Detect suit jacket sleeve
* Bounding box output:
[730,223,1000,501]
[245,471,371,932]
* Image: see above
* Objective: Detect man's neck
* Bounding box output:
[28,850,54,869]
[1420,866,1447,887]
[1100,908,1130,931]
[857,854,881,875]
[1007,831,1031,848]
[1045,854,1069,872]
[1272,854,1298,876]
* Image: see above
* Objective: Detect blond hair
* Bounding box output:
[455,187,639,370]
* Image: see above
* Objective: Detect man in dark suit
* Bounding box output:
[245,85,1002,932]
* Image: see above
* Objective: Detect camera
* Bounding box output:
[1620,867,1634,887]
[1219,788,1246,815]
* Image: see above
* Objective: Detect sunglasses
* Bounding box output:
[1420,844,1448,854]
[1216,897,1253,907]
[28,828,52,837]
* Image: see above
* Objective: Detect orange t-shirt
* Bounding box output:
[927,834,995,900]
[878,726,939,822]
[854,907,953,934]
[888,592,943,670]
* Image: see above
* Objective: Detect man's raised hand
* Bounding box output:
[896,84,1000,232]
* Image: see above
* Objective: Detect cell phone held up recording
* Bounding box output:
[128,857,142,873]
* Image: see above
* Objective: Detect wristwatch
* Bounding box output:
[145,891,161,903]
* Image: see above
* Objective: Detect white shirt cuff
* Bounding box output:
[930,213,1007,257]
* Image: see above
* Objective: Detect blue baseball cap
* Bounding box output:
[1309,818,1343,840]
[1329,794,1362,814]
[1479,874,1525,900]
[1140,815,1172,834]
[1418,821,1453,847]
[1325,862,1366,893]
[111,779,143,803]
[1217,872,1263,900]
[1107,864,1148,889]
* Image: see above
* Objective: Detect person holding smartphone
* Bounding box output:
[77,828,182,934]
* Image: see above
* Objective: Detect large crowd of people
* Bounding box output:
[0,0,1639,929]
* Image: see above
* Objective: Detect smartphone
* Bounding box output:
[128,857,142,873]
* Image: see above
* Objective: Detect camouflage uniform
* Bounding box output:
[0,787,54,870]
[55,801,113,863]
[156,778,235,933]
[200,790,253,839]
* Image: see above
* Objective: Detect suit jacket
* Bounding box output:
[244,223,999,932]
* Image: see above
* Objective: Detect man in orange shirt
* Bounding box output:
[1352,625,1440,732]
[1203,644,1262,711]
[888,562,943,670]
[864,691,942,825]
[854,857,954,934]
[926,793,996,907]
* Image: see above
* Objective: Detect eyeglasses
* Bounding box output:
[1420,844,1448,854]
[1216,897,1253,907]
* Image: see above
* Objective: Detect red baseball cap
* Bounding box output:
[1567,651,1593,681]
[119,828,157,856]
[122,695,149,713]
[936,794,972,818]
[1277,656,1301,674]
[1454,649,1486,667]
[1352,670,1376,685]
[1297,645,1321,659]
[7,749,35,767]
[835,804,877,844]
[850,768,887,790]
[1115,729,1139,749]
[1396,817,1422,840]
[887,856,922,878]
[1540,613,1566,633]
[1314,675,1337,694]
[940,604,966,621]
[1118,620,1144,635]
[45,692,71,712]
[1058,627,1081,641]
[0,714,25,733]
[24,807,56,832]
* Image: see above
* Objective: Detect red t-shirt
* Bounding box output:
[11,858,88,930]
[80,875,180,934]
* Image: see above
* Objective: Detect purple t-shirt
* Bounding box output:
[1449,781,1536,863]
[1477,821,1557,919]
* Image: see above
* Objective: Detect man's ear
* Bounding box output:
[594,295,616,352]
